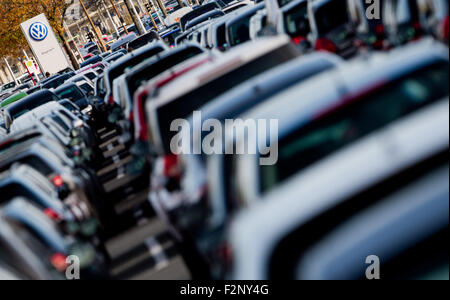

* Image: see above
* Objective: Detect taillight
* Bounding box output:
[52,175,64,188]
[50,253,67,272]
[315,37,337,53]
[108,94,114,105]
[44,208,62,221]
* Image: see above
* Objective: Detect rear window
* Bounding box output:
[284,2,310,37]
[127,47,203,100]
[157,44,299,152]
[259,61,450,193]
[128,32,159,50]
[315,0,350,34]
[216,23,227,48]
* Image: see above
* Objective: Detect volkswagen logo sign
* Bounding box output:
[29,22,48,41]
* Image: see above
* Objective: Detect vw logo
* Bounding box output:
[29,22,48,41]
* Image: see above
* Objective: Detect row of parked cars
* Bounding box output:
[1,0,448,279]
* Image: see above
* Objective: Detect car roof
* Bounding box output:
[125,43,203,80]
[229,99,449,279]
[226,2,265,25]
[194,52,342,124]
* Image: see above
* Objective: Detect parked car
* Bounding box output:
[127,31,160,51]
[80,55,103,69]
[169,52,343,235]
[422,0,449,44]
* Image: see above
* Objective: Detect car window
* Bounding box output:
[56,86,84,101]
[259,61,449,193]
[127,47,203,100]
[107,46,165,91]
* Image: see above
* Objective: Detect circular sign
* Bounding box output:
[29,22,48,41]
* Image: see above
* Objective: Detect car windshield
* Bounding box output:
[55,86,84,101]
[284,2,310,37]
[315,0,349,34]
[259,61,449,194]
